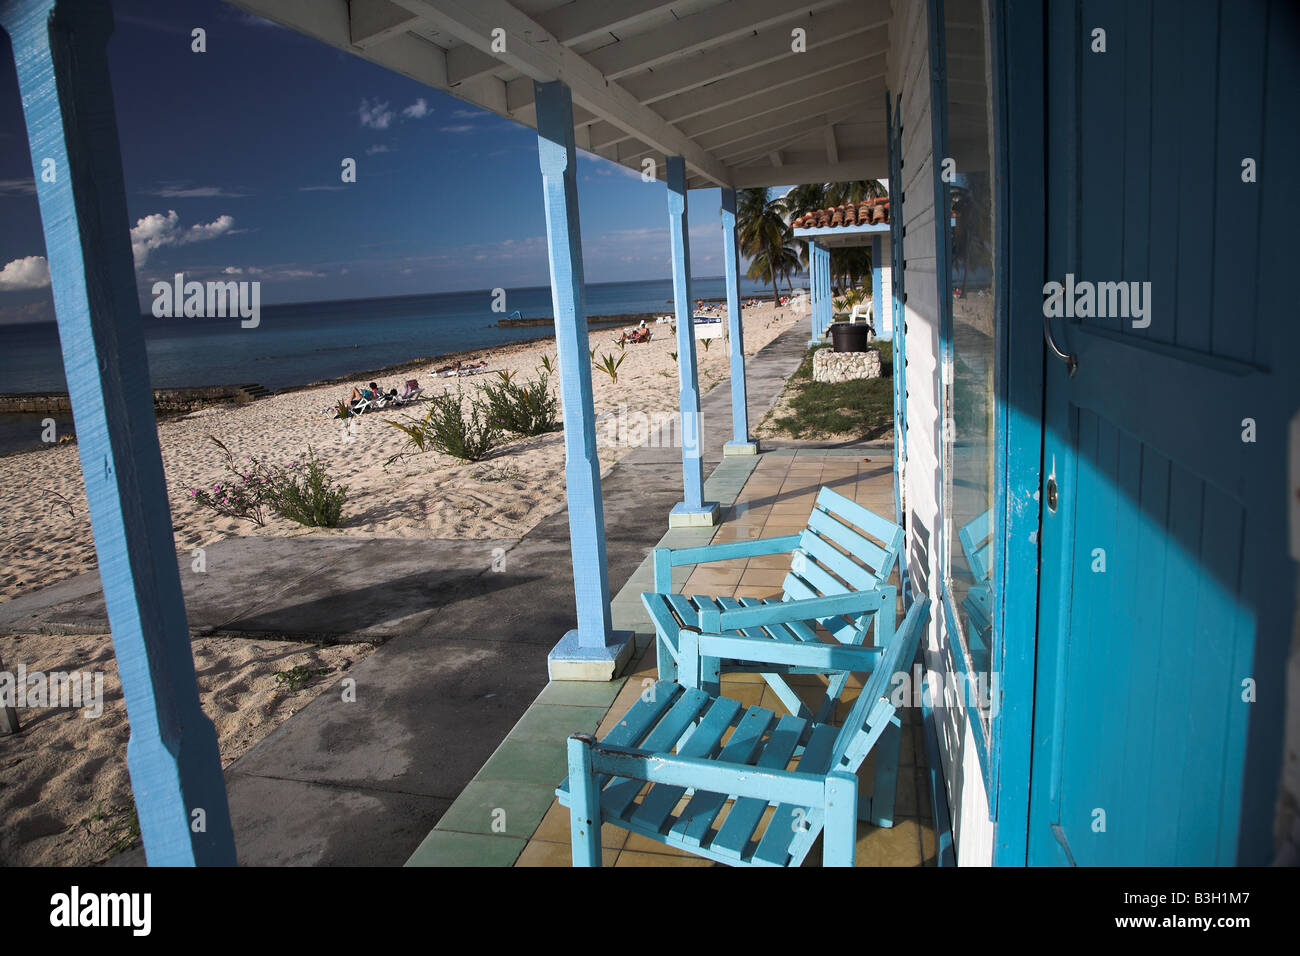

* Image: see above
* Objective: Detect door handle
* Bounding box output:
[1044,313,1078,377]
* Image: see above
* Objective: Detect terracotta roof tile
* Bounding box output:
[792,197,890,230]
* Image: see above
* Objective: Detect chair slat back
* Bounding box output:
[958,508,993,585]
[827,597,931,770]
[781,487,904,642]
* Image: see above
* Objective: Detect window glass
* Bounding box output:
[941,0,996,712]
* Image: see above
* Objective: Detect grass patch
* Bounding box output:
[764,343,895,441]
[78,799,141,859]
[274,664,333,692]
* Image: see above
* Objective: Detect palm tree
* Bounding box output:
[824,179,888,205]
[736,187,795,304]
[747,238,801,302]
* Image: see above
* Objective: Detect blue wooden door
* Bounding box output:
[1028,0,1297,865]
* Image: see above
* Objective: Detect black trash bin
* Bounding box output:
[829,322,870,352]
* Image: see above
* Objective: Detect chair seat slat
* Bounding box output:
[668,706,775,846]
[628,697,743,831]
[708,714,808,858]
[751,722,841,865]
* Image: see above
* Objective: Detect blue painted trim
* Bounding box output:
[666,156,709,515]
[988,0,1045,868]
[1,0,235,865]
[719,188,750,446]
[534,81,621,650]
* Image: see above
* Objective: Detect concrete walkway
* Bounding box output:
[405,445,925,867]
[9,322,809,865]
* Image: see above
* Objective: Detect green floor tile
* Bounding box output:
[507,703,605,742]
[476,737,567,784]
[405,829,526,867]
[536,679,625,707]
[434,780,557,839]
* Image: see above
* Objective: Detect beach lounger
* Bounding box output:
[558,597,932,866]
[396,379,424,403]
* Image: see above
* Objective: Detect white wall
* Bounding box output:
[888,0,994,866]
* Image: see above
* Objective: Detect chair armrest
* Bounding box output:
[700,587,892,632]
[568,734,827,805]
[679,627,882,677]
[653,534,803,591]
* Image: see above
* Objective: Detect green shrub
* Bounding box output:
[386,389,501,462]
[480,372,561,436]
[192,438,347,528]
[265,449,348,527]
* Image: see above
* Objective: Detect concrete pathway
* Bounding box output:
[28,322,810,865]
[405,446,926,868]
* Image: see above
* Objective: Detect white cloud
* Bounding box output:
[0,178,36,197]
[0,255,50,291]
[365,144,392,155]
[440,124,474,134]
[130,210,236,267]
[359,98,394,129]
[402,98,430,119]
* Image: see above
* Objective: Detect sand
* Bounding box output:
[0,301,802,864]
[0,630,365,865]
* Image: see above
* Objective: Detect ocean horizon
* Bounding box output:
[0,275,787,396]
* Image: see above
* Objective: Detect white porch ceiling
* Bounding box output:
[225,0,893,189]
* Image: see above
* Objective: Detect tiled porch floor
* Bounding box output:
[407,447,938,867]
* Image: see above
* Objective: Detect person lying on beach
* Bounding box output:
[434,359,489,376]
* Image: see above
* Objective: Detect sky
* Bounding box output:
[0,0,788,325]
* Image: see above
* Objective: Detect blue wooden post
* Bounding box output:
[871,235,885,339]
[0,0,234,865]
[666,156,719,528]
[720,188,756,456]
[808,241,821,345]
[809,243,832,345]
[534,81,633,679]
[822,245,834,337]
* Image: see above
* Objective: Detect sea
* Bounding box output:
[0,276,777,454]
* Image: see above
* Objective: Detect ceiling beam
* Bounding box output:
[714,106,881,163]
[731,155,889,188]
[444,0,686,86]
[689,76,887,150]
[622,9,890,105]
[388,0,731,185]
[348,0,421,49]
[505,7,889,118]
[583,0,849,81]
[585,42,886,150]
[824,124,839,164]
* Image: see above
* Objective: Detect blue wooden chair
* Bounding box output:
[559,598,931,867]
[642,486,904,723]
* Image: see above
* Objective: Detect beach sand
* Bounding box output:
[0,630,365,865]
[0,301,802,864]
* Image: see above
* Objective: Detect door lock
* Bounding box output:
[1046,476,1059,513]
